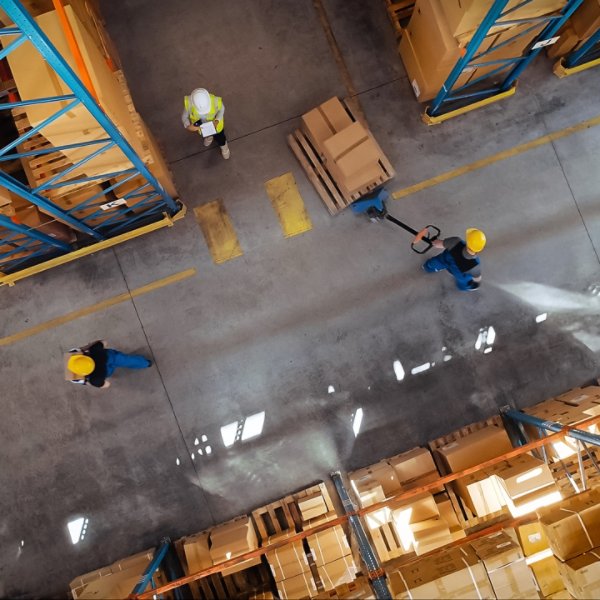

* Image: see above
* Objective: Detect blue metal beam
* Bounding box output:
[0,32,26,59]
[0,137,111,161]
[0,94,77,110]
[0,0,179,213]
[131,539,170,596]
[503,409,600,447]
[0,214,71,251]
[565,27,600,68]
[331,472,391,600]
[501,0,587,90]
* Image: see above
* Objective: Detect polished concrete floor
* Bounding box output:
[2,1,600,597]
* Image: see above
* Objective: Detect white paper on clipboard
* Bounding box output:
[200,121,217,137]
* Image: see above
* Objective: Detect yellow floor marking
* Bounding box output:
[265,172,313,238]
[0,268,197,346]
[194,200,243,265]
[392,112,600,201]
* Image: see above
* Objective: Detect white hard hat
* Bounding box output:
[191,88,211,113]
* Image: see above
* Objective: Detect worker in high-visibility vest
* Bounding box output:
[422,228,486,291]
[182,88,230,159]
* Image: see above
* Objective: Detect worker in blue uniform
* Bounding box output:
[423,228,486,291]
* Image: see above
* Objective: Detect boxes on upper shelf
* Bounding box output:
[183,531,212,574]
[317,555,358,592]
[209,516,261,576]
[265,530,310,582]
[306,525,351,567]
[557,549,600,599]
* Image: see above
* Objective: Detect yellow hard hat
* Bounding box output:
[68,354,95,376]
[466,228,486,253]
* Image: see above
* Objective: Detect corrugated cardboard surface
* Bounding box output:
[266,531,310,582]
[494,454,556,500]
[571,0,600,39]
[517,521,550,556]
[276,570,317,599]
[470,530,523,571]
[485,557,539,599]
[557,549,600,599]
[350,461,401,498]
[318,555,358,592]
[183,532,212,574]
[388,447,437,485]
[307,525,351,567]
[529,555,566,597]
[539,489,600,560]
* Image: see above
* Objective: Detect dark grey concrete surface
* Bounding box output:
[1,0,599,597]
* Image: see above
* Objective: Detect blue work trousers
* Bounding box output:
[105,349,151,378]
[423,251,477,291]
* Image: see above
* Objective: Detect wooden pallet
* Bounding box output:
[548,447,600,496]
[383,0,415,37]
[428,416,512,534]
[252,482,337,542]
[288,99,394,215]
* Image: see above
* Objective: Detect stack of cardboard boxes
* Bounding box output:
[548,0,600,59]
[470,530,539,599]
[399,0,566,102]
[314,577,374,599]
[539,488,600,599]
[296,97,394,213]
[208,516,261,576]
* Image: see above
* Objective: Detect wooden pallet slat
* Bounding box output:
[383,0,415,37]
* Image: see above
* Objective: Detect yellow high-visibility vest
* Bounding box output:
[184,94,224,133]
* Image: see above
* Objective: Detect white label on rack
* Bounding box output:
[100,198,127,211]
[411,79,421,98]
[533,37,559,50]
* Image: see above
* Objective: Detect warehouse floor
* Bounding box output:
[2,1,600,597]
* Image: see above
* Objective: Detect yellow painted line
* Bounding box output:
[265,172,313,238]
[554,56,600,78]
[392,112,600,201]
[0,268,197,346]
[0,207,186,287]
[194,200,243,264]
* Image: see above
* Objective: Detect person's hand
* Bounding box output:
[213,119,220,129]
[432,239,444,249]
[187,124,200,132]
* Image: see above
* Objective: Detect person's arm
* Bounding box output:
[432,239,444,249]
[214,99,225,128]
[442,236,461,250]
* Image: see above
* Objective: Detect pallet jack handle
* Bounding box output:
[384,216,441,254]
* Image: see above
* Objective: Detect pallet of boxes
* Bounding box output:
[255,483,366,599]
[548,0,600,64]
[398,0,567,104]
[349,446,465,564]
[288,97,394,215]
[0,1,178,270]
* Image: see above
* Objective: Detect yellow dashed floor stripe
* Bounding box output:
[265,172,313,238]
[194,200,243,264]
[0,268,197,346]
[392,112,600,201]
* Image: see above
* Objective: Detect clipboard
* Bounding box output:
[200,121,217,137]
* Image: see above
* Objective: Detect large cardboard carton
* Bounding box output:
[298,491,329,522]
[571,0,600,39]
[301,97,353,154]
[517,521,550,556]
[436,497,461,532]
[557,550,600,599]
[75,568,151,599]
[183,532,212,574]
[265,531,309,582]
[276,571,317,599]
[391,493,439,524]
[13,205,75,243]
[486,558,539,599]
[555,386,600,407]
[411,518,452,555]
[307,525,351,567]
[350,461,401,499]
[504,484,562,518]
[318,555,358,592]
[436,425,513,473]
[209,516,260,575]
[538,489,600,560]
[470,530,523,570]
[387,447,438,486]
[494,454,556,500]
[529,554,566,597]
[387,546,495,599]
[455,467,506,516]
[353,480,386,508]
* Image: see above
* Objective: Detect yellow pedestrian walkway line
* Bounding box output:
[265,172,313,238]
[194,200,243,264]
[0,268,197,347]
[392,112,600,201]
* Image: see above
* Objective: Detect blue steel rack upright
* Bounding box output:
[0,0,182,281]
[554,26,600,77]
[424,0,586,123]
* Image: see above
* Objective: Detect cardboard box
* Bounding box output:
[322,122,381,178]
[313,576,374,599]
[436,425,513,473]
[301,97,353,154]
[505,484,562,518]
[538,488,600,560]
[557,550,600,599]
[353,481,386,508]
[276,571,317,599]
[298,492,329,522]
[436,497,461,532]
[517,521,550,556]
[470,530,523,571]
[75,568,152,599]
[555,386,600,407]
[387,447,438,485]
[387,546,495,599]
[183,532,212,574]
[529,554,566,597]
[209,516,259,573]
[494,454,556,500]
[307,525,351,567]
[265,531,310,581]
[411,519,452,555]
[486,558,539,599]
[350,461,401,499]
[571,0,600,39]
[318,555,358,592]
[455,468,506,517]
[391,493,440,546]
[13,205,75,243]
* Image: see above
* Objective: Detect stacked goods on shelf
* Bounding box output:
[182,530,213,575]
[314,576,374,599]
[307,526,358,592]
[539,488,600,599]
[288,97,394,215]
[208,516,261,576]
[517,521,567,597]
[68,548,158,599]
[5,5,142,179]
[548,0,600,59]
[386,545,495,598]
[398,0,565,102]
[470,529,539,599]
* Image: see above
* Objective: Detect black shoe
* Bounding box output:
[146,360,153,368]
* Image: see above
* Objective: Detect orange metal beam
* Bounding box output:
[134,413,600,599]
[52,0,99,102]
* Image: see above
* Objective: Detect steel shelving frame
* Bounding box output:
[0,0,181,282]
[424,0,586,123]
[555,26,600,77]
